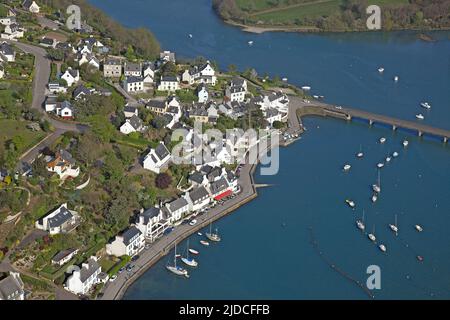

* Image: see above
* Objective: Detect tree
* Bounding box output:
[155,173,172,189]
[89,115,117,143]
[47,48,64,61]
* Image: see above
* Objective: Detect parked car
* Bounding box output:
[118,267,125,274]
[109,275,117,282]
[131,255,140,262]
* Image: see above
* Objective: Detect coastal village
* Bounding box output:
[0,0,301,300]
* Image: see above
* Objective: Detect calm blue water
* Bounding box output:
[89,0,450,299]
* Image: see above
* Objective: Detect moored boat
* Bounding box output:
[189,248,199,255]
[416,113,425,120]
[378,67,384,73]
[392,151,399,157]
[166,243,189,277]
[379,244,387,252]
[377,162,384,169]
[200,240,209,246]
[379,137,386,144]
[181,240,198,267]
[345,199,355,208]
[420,102,431,109]
[403,140,409,147]
[415,224,423,232]
[206,224,221,242]
[343,164,351,171]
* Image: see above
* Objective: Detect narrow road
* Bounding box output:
[5,40,89,167]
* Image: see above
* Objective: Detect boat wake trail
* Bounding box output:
[308,227,375,299]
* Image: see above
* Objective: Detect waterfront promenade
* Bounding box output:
[100,159,258,300]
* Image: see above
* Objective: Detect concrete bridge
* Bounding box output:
[289,97,450,143]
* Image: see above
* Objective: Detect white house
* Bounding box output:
[45,149,80,180]
[119,114,144,135]
[44,95,58,112]
[1,23,24,40]
[35,203,80,235]
[79,54,100,69]
[64,256,101,295]
[56,100,75,119]
[182,61,216,85]
[264,108,282,125]
[184,186,211,212]
[142,62,155,83]
[123,76,144,92]
[48,82,67,94]
[142,142,171,174]
[0,64,4,79]
[0,17,16,26]
[157,75,179,91]
[0,272,25,300]
[0,42,15,62]
[61,68,80,87]
[165,197,190,223]
[123,106,138,118]
[135,207,171,243]
[22,0,40,13]
[52,248,79,266]
[124,62,142,77]
[197,84,208,103]
[106,226,145,258]
[208,176,233,201]
[160,50,175,63]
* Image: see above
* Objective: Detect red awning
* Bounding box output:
[214,189,232,201]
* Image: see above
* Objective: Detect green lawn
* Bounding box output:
[0,119,47,155]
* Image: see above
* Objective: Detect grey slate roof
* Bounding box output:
[155,143,170,161]
[0,42,14,56]
[52,248,77,263]
[128,114,143,130]
[189,171,204,184]
[189,186,209,203]
[79,258,101,283]
[73,85,91,98]
[120,226,142,246]
[124,106,138,114]
[0,274,24,300]
[124,62,141,72]
[168,197,188,212]
[104,57,121,65]
[47,206,73,229]
[141,207,161,224]
[147,100,166,110]
[126,76,144,83]
[210,177,229,194]
[161,75,178,82]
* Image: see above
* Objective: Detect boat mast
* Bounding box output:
[174,243,177,268]
[186,240,190,259]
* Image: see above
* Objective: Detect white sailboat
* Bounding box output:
[345,199,356,208]
[356,145,364,158]
[377,162,384,169]
[372,170,381,193]
[378,67,384,73]
[371,193,378,203]
[356,210,365,231]
[343,164,351,171]
[166,243,189,277]
[379,244,387,252]
[206,224,221,242]
[368,225,376,242]
[420,102,431,109]
[392,151,399,158]
[415,224,423,232]
[403,140,409,147]
[181,240,198,267]
[379,137,386,144]
[416,113,425,120]
[389,214,399,235]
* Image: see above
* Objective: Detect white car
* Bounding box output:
[109,275,117,282]
[189,219,197,226]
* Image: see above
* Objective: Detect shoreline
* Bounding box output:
[101,95,450,300]
[222,19,450,35]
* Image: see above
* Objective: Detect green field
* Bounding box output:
[0,119,47,155]
[233,0,410,25]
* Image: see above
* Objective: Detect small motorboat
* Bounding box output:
[416,113,425,120]
[248,40,253,45]
[377,162,384,169]
[392,151,399,158]
[181,257,198,267]
[345,199,356,208]
[368,233,376,242]
[420,102,431,109]
[379,244,387,252]
[189,248,199,255]
[343,164,351,171]
[200,240,209,246]
[372,184,381,193]
[386,156,391,163]
[415,225,423,232]
[403,140,409,147]
[175,254,181,258]
[379,137,386,144]
[389,224,398,233]
[282,77,288,82]
[417,255,424,262]
[356,152,364,158]
[197,232,203,236]
[301,86,311,91]
[378,67,384,73]
[394,76,399,82]
[188,34,193,38]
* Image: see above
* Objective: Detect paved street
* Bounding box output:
[100,159,257,300]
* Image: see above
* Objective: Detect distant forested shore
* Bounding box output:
[212,0,450,33]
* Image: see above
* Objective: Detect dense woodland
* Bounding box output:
[213,0,450,32]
